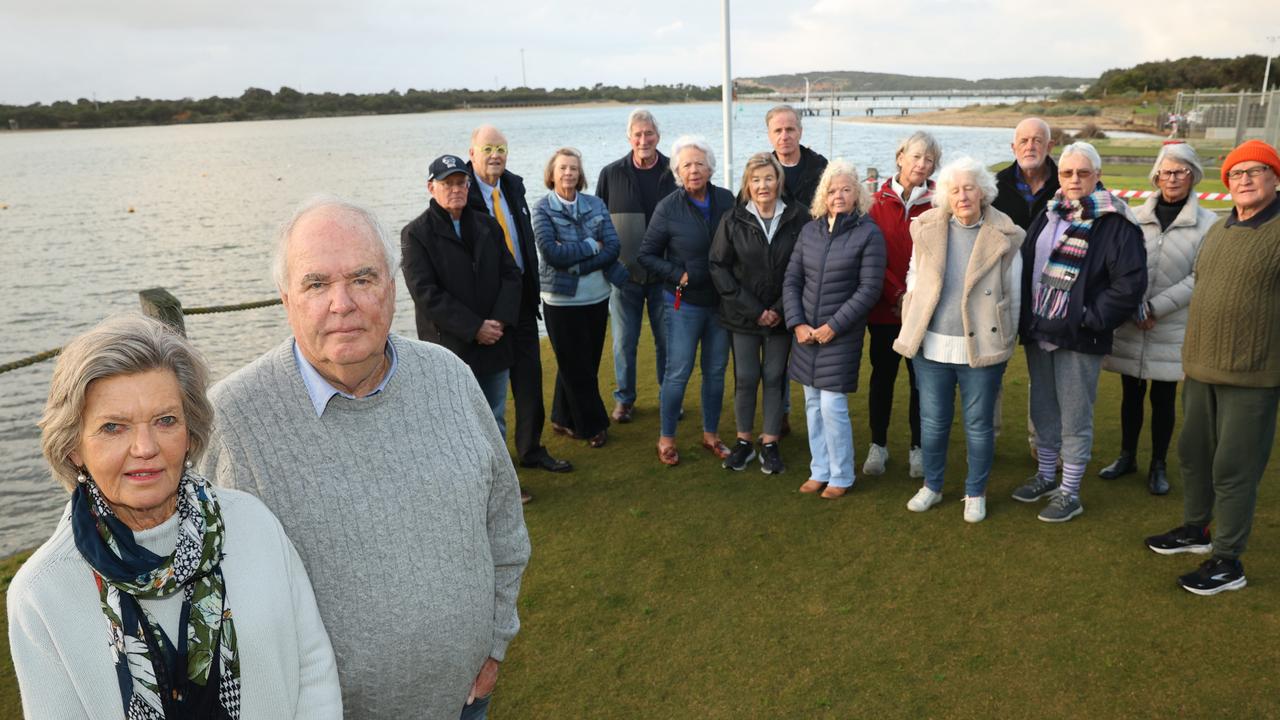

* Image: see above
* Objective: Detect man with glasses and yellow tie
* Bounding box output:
[467,126,573,498]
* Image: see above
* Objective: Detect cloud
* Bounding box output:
[654,20,685,37]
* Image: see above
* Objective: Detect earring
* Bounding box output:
[184,459,193,470]
[76,469,88,484]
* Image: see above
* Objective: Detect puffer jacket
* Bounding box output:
[1019,198,1148,355]
[783,211,886,392]
[708,200,809,335]
[867,178,934,324]
[531,192,623,298]
[1103,194,1215,381]
[637,185,736,307]
[893,206,1025,367]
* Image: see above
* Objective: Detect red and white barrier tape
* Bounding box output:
[1110,189,1232,201]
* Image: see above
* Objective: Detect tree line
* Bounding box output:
[2,84,764,131]
[1088,54,1278,96]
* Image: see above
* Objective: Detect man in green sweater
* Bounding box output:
[1145,140,1280,596]
[202,196,530,718]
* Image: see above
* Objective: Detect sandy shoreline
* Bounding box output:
[840,108,1159,134]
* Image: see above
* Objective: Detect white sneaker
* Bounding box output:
[906,486,942,512]
[963,495,987,523]
[908,446,924,478]
[863,443,888,476]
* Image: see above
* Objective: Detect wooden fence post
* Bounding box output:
[139,288,186,336]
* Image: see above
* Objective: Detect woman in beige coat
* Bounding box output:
[1099,142,1215,494]
[893,157,1024,522]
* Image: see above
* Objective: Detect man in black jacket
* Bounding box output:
[596,109,677,424]
[401,154,523,437]
[467,125,572,486]
[993,117,1060,230]
[766,104,828,207]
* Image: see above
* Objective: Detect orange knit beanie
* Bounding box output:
[1221,139,1280,188]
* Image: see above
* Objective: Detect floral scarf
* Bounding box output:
[1032,186,1122,320]
[71,470,240,719]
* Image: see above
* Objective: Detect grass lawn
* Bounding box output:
[4,332,1277,718]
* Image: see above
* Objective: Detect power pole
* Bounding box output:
[520,49,527,88]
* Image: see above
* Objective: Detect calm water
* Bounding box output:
[0,102,1021,557]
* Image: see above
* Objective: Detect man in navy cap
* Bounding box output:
[401,154,523,437]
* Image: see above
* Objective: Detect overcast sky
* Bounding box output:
[3,0,1278,104]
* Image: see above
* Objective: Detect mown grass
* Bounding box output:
[5,331,1276,718]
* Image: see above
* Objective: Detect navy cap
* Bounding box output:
[429,154,469,181]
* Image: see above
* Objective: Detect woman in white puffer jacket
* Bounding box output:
[1100,142,1216,495]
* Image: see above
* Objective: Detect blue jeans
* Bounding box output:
[475,370,510,440]
[803,385,855,488]
[659,294,729,437]
[459,694,491,720]
[611,281,667,406]
[913,356,1007,497]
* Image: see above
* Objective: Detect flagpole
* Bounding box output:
[721,0,733,185]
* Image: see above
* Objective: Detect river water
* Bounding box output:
[0,101,1022,557]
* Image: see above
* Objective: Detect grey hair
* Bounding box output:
[1060,141,1103,174]
[271,195,398,293]
[933,156,999,213]
[669,135,717,189]
[39,314,213,493]
[1148,142,1204,188]
[896,130,943,169]
[809,159,869,218]
[627,109,659,136]
[765,104,802,130]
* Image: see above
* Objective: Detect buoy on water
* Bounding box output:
[127,206,136,214]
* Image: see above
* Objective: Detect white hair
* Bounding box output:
[1148,142,1205,188]
[1060,141,1103,174]
[933,157,998,213]
[271,195,398,293]
[627,109,659,136]
[809,159,869,218]
[669,135,717,189]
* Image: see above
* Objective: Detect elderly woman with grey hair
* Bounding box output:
[1098,142,1216,495]
[8,314,341,719]
[864,130,943,479]
[892,157,1025,522]
[638,135,736,465]
[1014,141,1147,522]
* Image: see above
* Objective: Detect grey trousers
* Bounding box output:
[1025,344,1103,466]
[730,332,791,437]
[1180,378,1280,559]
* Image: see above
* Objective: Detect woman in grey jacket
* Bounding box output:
[784,160,885,498]
[892,158,1024,522]
[1099,142,1214,494]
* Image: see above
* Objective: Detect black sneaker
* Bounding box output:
[1178,556,1246,596]
[759,442,784,474]
[1145,525,1212,556]
[722,439,756,471]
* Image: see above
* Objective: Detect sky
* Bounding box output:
[2,0,1278,105]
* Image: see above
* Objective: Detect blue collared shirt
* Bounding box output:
[472,173,525,271]
[293,339,399,417]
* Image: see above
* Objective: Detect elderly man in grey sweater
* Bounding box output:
[201,196,531,720]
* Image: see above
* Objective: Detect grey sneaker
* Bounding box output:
[1038,492,1083,523]
[1011,474,1059,503]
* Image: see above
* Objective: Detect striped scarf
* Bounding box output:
[1032,187,1121,320]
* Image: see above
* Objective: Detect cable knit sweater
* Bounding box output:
[201,335,531,720]
[1181,210,1280,387]
[7,488,342,720]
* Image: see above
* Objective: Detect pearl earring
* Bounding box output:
[184,459,193,469]
[76,470,87,483]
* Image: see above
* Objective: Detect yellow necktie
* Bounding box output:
[492,188,515,258]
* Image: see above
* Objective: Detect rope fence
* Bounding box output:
[0,291,281,375]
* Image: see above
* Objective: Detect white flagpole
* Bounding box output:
[721,0,733,185]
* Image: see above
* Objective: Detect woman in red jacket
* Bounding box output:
[864,131,941,479]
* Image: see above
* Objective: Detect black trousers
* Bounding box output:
[1120,375,1177,462]
[510,308,549,463]
[543,299,611,439]
[867,323,921,448]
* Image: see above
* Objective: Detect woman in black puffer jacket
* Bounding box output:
[783,159,886,499]
[710,152,808,475]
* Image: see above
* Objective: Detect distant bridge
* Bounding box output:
[750,89,1060,117]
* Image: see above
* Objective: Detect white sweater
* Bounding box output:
[7,488,342,719]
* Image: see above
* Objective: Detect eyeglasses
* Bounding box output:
[1058,169,1095,179]
[479,144,508,156]
[1227,166,1273,181]
[1157,168,1192,180]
